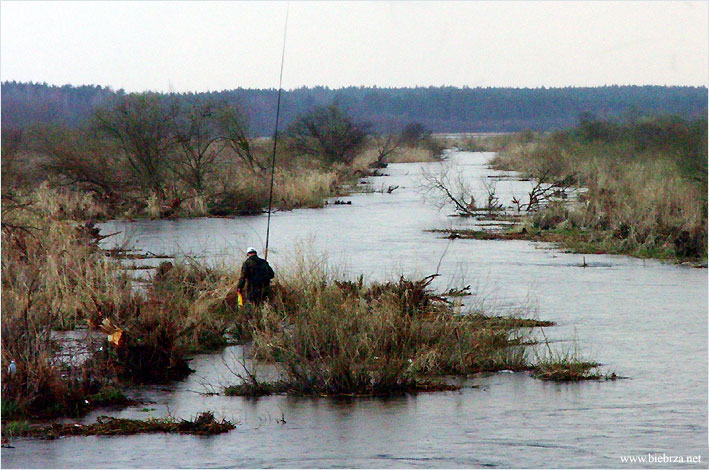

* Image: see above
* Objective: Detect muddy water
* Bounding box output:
[4,152,707,468]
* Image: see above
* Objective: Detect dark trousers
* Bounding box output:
[246,284,270,305]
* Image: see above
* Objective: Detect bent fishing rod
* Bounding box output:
[264,4,289,262]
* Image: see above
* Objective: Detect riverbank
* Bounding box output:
[2,138,441,221]
[433,227,708,267]
[2,94,445,221]
[470,117,707,264]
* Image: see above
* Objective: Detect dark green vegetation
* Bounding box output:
[2,412,235,439]
[463,116,707,263]
[3,81,706,134]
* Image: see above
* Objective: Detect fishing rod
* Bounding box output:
[264,4,289,262]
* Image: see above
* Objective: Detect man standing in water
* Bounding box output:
[237,247,275,305]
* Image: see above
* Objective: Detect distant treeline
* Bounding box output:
[2,81,707,135]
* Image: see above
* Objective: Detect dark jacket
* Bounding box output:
[237,255,274,302]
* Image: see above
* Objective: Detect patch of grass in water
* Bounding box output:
[467,313,554,329]
[87,386,134,407]
[3,411,234,439]
[224,378,460,398]
[224,380,291,397]
[531,333,618,382]
[532,360,603,381]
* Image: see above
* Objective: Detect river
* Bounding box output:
[3,151,707,468]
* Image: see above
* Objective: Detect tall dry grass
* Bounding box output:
[227,252,542,396]
[1,187,127,418]
[490,117,707,260]
[273,167,338,209]
[1,188,246,418]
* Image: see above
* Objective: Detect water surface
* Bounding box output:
[4,152,706,468]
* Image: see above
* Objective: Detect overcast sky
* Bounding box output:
[1,1,707,92]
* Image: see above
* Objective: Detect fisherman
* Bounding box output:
[237,247,275,305]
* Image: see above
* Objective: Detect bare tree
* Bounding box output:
[34,125,128,206]
[370,132,402,168]
[421,159,575,217]
[93,93,175,199]
[419,162,478,216]
[214,103,263,172]
[286,105,369,165]
[170,97,225,192]
[524,171,575,211]
[481,179,504,212]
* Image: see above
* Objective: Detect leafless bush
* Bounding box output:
[481,179,504,212]
[93,93,176,199]
[285,105,370,165]
[419,162,477,216]
[33,126,129,208]
[369,132,402,167]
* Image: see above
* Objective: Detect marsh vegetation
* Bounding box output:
[426,116,707,263]
[1,94,645,435]
[0,91,449,424]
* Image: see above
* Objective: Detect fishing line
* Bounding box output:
[264,4,289,261]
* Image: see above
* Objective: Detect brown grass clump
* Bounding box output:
[531,361,603,382]
[530,342,614,382]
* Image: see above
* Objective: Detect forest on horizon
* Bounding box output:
[2,81,706,135]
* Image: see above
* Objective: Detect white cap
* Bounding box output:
[247,247,257,254]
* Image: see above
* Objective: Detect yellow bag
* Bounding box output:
[108,329,123,348]
[237,292,244,307]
